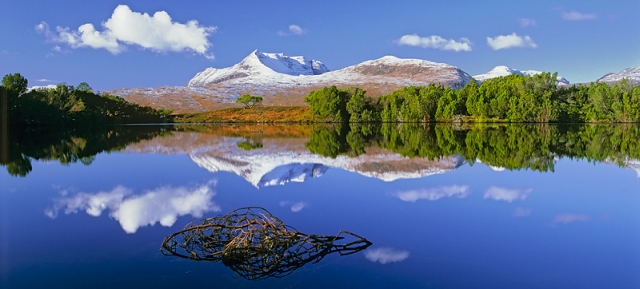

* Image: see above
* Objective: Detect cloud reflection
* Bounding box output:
[484,186,532,202]
[45,182,220,233]
[279,201,307,212]
[393,185,470,202]
[553,214,590,225]
[365,248,410,264]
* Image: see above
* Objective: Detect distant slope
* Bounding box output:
[473,66,570,85]
[597,65,640,84]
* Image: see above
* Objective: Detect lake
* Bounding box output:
[1,124,639,288]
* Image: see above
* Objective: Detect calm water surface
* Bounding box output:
[1,124,639,288]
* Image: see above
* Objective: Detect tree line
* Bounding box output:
[1,73,173,128]
[304,73,640,123]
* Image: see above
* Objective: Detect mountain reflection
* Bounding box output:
[45,182,220,233]
[9,123,640,182]
[161,207,372,280]
[121,124,640,188]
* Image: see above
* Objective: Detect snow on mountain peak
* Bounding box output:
[361,55,450,68]
[473,66,570,85]
[252,50,330,76]
[187,50,329,87]
[597,65,640,84]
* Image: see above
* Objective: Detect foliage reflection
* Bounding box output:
[306,123,640,172]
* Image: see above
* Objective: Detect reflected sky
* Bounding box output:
[45,182,220,233]
[1,129,640,288]
[365,247,410,264]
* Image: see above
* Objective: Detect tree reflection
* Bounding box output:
[1,125,167,177]
[160,207,372,280]
[306,123,640,172]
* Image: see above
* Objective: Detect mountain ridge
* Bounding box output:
[597,65,640,84]
[106,50,636,114]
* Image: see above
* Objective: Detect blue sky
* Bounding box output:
[1,0,639,90]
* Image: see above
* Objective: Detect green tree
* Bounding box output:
[1,73,28,95]
[304,86,349,122]
[236,94,263,109]
[76,82,93,93]
[346,87,367,122]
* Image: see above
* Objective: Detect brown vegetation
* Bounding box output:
[174,106,314,123]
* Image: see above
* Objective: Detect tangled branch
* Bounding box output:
[160,207,372,280]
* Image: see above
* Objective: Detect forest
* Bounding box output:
[304,73,640,123]
[1,73,172,128]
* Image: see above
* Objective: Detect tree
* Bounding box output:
[304,86,349,122]
[76,82,93,93]
[236,94,263,109]
[2,73,28,95]
[346,87,367,122]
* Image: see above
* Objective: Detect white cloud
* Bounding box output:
[393,185,470,202]
[45,182,220,233]
[487,33,537,50]
[562,11,598,21]
[397,34,472,52]
[37,5,216,58]
[365,248,409,264]
[484,186,532,202]
[519,18,537,27]
[277,24,307,36]
[553,214,590,225]
[513,207,532,217]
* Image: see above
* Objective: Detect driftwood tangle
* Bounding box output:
[160,207,372,280]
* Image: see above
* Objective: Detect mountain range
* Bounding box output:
[106,50,639,113]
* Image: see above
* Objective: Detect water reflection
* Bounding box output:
[160,207,372,280]
[483,186,533,202]
[364,247,410,264]
[392,185,470,202]
[278,201,307,212]
[45,182,220,233]
[1,125,166,177]
[122,124,640,188]
[8,123,640,182]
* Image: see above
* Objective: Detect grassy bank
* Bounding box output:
[174,106,314,123]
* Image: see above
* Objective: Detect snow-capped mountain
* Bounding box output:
[27,84,58,92]
[188,50,471,89]
[109,50,472,113]
[597,65,640,84]
[124,131,466,187]
[188,50,329,86]
[473,66,570,85]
